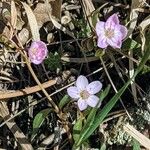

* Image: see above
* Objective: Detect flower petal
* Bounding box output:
[31,59,43,64]
[86,95,99,107]
[28,41,48,65]
[96,21,105,36]
[86,81,102,94]
[67,86,80,99]
[76,75,89,91]
[119,25,128,39]
[105,14,119,30]
[97,36,108,48]
[106,25,123,49]
[107,38,122,49]
[77,99,88,111]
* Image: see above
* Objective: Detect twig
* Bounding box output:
[100,56,132,120]
[0,79,56,100]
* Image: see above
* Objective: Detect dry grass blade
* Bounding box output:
[0,76,14,82]
[61,56,98,63]
[22,2,40,41]
[81,0,95,27]
[139,15,150,53]
[127,0,140,104]
[10,0,17,38]
[38,134,55,149]
[0,102,33,150]
[123,124,150,150]
[49,0,62,21]
[100,57,132,120]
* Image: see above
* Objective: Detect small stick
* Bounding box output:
[0,79,56,100]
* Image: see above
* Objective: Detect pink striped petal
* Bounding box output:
[86,95,99,107]
[107,25,123,48]
[119,25,128,39]
[86,81,102,95]
[105,14,119,30]
[96,21,105,36]
[77,99,88,111]
[107,38,122,49]
[97,37,108,48]
[28,41,48,65]
[67,86,80,99]
[76,75,88,91]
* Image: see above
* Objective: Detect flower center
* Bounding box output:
[105,29,114,39]
[80,90,90,100]
[31,48,37,55]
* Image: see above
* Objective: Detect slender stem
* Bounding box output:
[20,50,60,113]
[100,56,132,120]
[14,34,72,142]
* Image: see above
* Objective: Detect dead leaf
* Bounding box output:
[33,3,51,28]
[81,0,95,27]
[139,15,150,53]
[10,0,17,38]
[124,124,150,150]
[22,2,40,41]
[49,0,62,21]
[18,28,30,45]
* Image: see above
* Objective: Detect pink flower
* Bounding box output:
[67,75,102,111]
[28,41,48,65]
[96,14,127,49]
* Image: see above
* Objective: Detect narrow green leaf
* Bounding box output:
[83,85,111,117]
[31,108,51,141]
[58,95,70,109]
[76,40,150,146]
[73,117,83,143]
[84,85,111,128]
[97,84,111,100]
[133,139,141,150]
[75,85,110,146]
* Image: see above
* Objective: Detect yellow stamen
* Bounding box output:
[31,48,37,55]
[105,29,114,39]
[80,90,90,100]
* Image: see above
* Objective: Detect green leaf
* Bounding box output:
[97,84,111,100]
[76,39,150,146]
[141,65,150,74]
[58,95,70,109]
[81,85,111,134]
[91,7,100,27]
[122,38,141,50]
[74,85,110,147]
[45,52,62,71]
[73,117,83,143]
[31,108,51,141]
[133,139,141,150]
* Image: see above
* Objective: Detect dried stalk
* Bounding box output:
[0,79,56,100]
